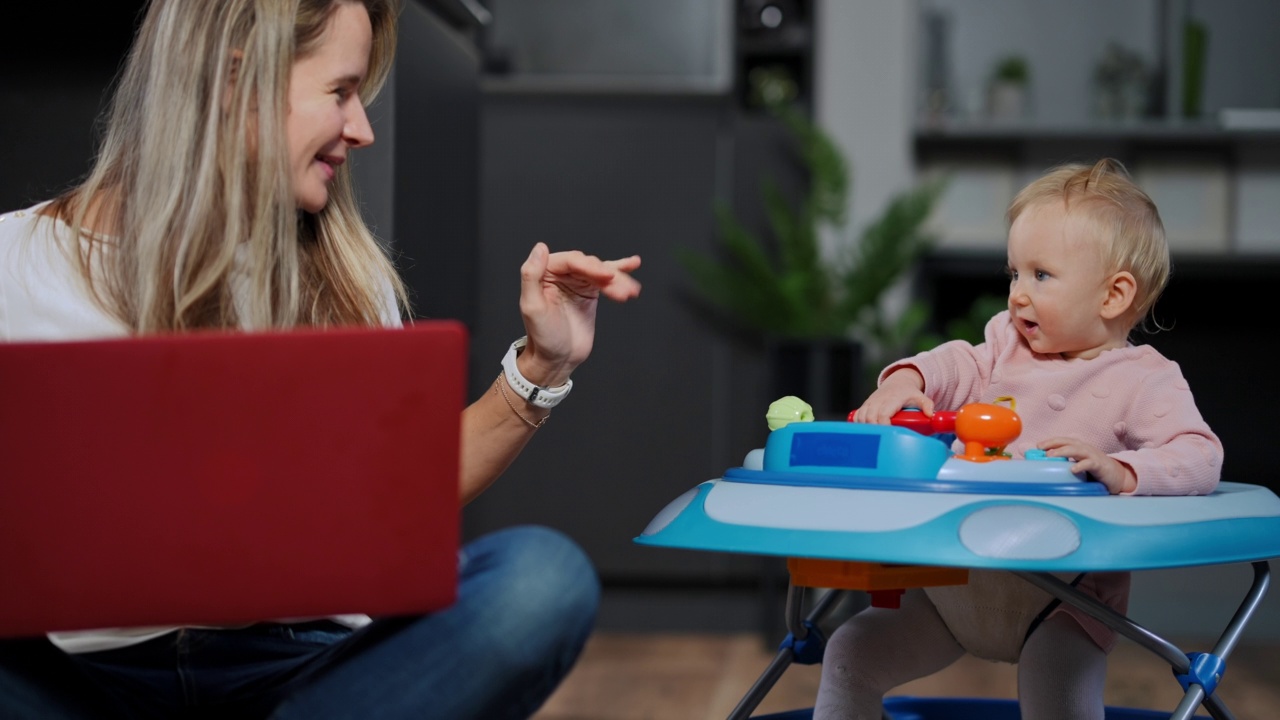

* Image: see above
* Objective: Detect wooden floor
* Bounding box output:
[533,632,1280,719]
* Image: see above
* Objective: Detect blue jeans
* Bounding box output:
[0,526,599,719]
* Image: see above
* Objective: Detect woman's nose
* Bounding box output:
[344,101,375,148]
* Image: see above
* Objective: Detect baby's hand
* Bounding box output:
[1038,437,1137,494]
[853,368,931,424]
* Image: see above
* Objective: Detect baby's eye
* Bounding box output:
[1006,267,1017,281]
[1035,269,1048,281]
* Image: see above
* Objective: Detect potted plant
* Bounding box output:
[987,54,1030,121]
[678,91,946,418]
[1092,43,1149,121]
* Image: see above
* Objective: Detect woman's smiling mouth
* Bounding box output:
[316,154,344,181]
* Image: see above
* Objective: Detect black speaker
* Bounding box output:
[739,0,805,34]
[736,0,814,112]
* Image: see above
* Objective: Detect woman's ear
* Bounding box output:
[1100,270,1137,320]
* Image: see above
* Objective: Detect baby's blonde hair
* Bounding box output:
[1007,158,1169,329]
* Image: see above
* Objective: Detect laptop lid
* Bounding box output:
[0,321,467,637]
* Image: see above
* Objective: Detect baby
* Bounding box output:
[814,158,1223,719]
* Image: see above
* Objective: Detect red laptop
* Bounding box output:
[0,321,467,637]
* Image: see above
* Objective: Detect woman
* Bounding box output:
[0,0,641,717]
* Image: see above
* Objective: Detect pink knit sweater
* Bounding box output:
[879,310,1223,657]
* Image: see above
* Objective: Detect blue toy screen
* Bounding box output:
[789,432,880,470]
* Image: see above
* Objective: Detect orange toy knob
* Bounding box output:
[954,397,1022,462]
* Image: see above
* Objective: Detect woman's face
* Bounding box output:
[286,1,374,213]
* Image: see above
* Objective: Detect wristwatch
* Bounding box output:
[501,336,572,409]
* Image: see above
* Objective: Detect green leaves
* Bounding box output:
[837,176,946,328]
[680,103,946,344]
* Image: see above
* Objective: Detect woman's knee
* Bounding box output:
[461,525,600,643]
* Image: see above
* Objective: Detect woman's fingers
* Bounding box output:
[536,249,641,303]
[519,242,551,314]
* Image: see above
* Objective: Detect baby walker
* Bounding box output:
[635,396,1280,720]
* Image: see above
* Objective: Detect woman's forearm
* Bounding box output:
[457,375,550,505]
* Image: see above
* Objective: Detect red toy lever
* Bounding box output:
[855,400,1022,464]
[885,408,957,435]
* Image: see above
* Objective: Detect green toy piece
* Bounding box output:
[766,396,815,430]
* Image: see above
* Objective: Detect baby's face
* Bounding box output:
[1006,201,1126,359]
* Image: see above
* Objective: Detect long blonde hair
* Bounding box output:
[47,0,406,332]
[1007,158,1169,329]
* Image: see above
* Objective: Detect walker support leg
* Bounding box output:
[1198,692,1237,720]
[1010,571,1191,671]
[1206,562,1270,664]
[1014,561,1271,720]
[1168,561,1269,720]
[727,586,844,720]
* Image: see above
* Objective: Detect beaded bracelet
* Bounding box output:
[494,374,550,429]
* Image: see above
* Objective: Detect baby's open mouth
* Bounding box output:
[1022,319,1039,332]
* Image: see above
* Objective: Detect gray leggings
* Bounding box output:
[814,589,1107,720]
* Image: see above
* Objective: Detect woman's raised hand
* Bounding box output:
[515,243,641,387]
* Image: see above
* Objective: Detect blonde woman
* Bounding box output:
[0,0,641,717]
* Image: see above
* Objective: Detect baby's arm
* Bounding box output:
[1054,364,1221,496]
[855,312,1015,423]
[1111,374,1222,496]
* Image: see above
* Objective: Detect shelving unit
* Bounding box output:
[911,0,1280,250]
[734,0,816,114]
[916,120,1280,146]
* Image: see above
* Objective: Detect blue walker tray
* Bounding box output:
[636,412,1280,720]
[638,421,1280,572]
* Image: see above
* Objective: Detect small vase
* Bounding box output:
[987,81,1026,121]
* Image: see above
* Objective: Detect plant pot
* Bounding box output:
[767,338,863,421]
[987,81,1027,121]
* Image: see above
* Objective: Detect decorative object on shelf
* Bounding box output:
[1182,17,1208,119]
[918,6,954,127]
[1092,42,1150,121]
[679,73,945,411]
[1218,108,1280,131]
[986,55,1029,121]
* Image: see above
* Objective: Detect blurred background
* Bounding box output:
[6,0,1277,674]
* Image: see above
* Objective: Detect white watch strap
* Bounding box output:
[501,336,572,409]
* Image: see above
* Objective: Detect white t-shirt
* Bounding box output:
[1,202,396,653]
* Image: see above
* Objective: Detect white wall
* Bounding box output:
[814,0,917,253]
